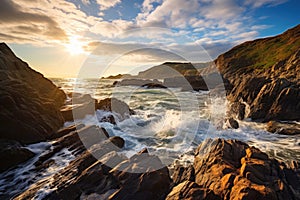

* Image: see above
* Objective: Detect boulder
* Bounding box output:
[227,101,246,120]
[0,139,35,172]
[266,121,300,135]
[97,98,135,119]
[226,117,239,129]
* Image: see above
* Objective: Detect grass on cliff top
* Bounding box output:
[226,25,300,71]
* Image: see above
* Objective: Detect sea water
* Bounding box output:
[0,78,299,198]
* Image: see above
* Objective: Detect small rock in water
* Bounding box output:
[226,117,239,129]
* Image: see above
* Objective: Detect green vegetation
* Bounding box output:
[223,24,300,71]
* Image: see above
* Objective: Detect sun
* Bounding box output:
[64,36,85,55]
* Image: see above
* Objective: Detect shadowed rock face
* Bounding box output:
[170,138,300,200]
[215,25,300,122]
[0,43,66,144]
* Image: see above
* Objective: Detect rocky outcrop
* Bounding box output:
[0,43,66,144]
[170,138,300,200]
[216,24,300,122]
[0,140,35,172]
[15,126,171,200]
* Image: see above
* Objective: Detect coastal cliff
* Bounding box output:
[215,24,300,121]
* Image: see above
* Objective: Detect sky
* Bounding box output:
[0,0,299,78]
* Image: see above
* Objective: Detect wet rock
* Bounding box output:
[0,43,66,144]
[228,101,246,120]
[99,114,116,125]
[266,121,300,135]
[0,140,35,172]
[226,117,239,129]
[97,98,135,119]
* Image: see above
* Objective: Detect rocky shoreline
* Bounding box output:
[1,25,300,200]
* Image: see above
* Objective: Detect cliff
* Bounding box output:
[215,24,300,121]
[0,43,66,144]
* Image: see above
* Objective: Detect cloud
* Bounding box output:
[96,0,121,10]
[244,0,288,8]
[0,0,67,43]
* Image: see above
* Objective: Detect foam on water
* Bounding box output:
[56,78,299,165]
[0,142,75,199]
[2,78,298,198]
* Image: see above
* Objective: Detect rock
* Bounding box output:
[171,165,195,186]
[99,114,116,125]
[215,25,300,122]
[109,136,125,148]
[0,140,35,172]
[16,145,171,200]
[190,138,300,200]
[61,93,98,122]
[163,76,208,91]
[228,101,246,120]
[0,43,66,144]
[141,83,167,89]
[61,103,96,122]
[114,78,163,87]
[166,181,220,200]
[97,98,135,119]
[266,121,300,135]
[226,117,239,129]
[109,149,172,200]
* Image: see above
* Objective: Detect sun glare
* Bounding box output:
[65,36,85,55]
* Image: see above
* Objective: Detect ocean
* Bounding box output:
[0,77,299,199]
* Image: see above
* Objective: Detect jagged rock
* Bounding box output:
[266,121,300,135]
[166,181,220,200]
[216,25,300,121]
[0,139,35,172]
[227,101,246,120]
[0,43,66,144]
[109,148,172,200]
[171,165,195,186]
[190,138,300,200]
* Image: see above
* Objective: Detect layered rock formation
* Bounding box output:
[169,138,300,200]
[0,43,66,144]
[215,24,300,122]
